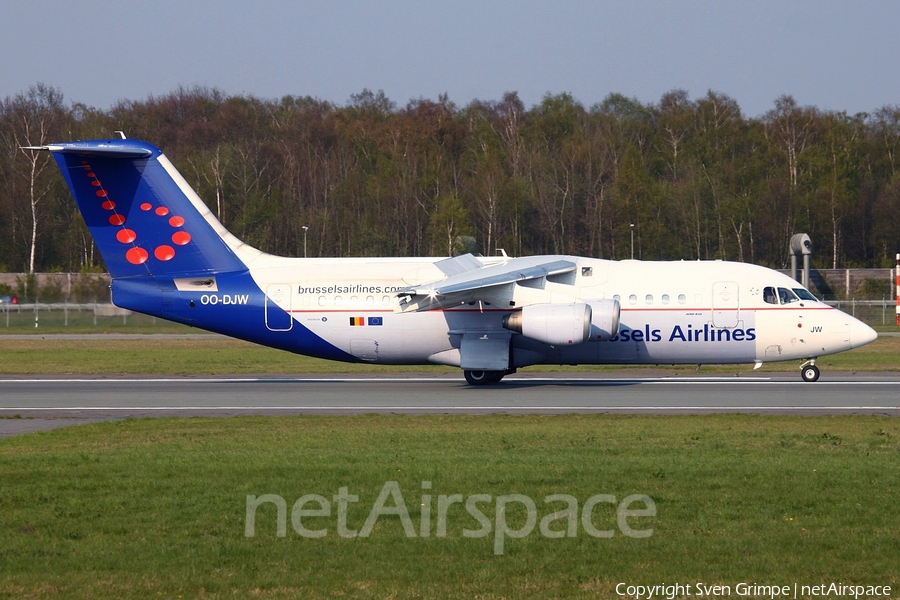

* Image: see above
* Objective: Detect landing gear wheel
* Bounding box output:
[801,364,820,383]
[464,370,504,385]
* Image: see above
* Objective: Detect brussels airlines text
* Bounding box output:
[610,323,756,344]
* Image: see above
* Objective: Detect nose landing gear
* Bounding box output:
[800,359,820,382]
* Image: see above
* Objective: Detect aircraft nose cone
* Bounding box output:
[848,316,878,349]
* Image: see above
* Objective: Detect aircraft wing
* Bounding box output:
[396,254,576,312]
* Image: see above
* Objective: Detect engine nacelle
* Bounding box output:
[502,303,592,345]
[587,298,620,341]
[502,299,621,345]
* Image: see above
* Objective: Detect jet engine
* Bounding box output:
[502,300,620,345]
[588,298,620,341]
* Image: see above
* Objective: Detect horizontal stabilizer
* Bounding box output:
[21,142,153,159]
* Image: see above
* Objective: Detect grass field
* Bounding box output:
[1,415,898,599]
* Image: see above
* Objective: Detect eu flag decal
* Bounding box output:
[350,316,383,326]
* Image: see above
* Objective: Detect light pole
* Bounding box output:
[302,226,309,258]
[630,223,634,259]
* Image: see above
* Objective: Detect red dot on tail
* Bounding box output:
[154,245,175,261]
[169,216,185,227]
[91,180,101,187]
[116,229,137,244]
[140,203,152,211]
[155,206,169,216]
[86,172,96,178]
[172,231,191,245]
[96,190,108,197]
[109,214,126,226]
[126,247,148,265]
[101,200,116,210]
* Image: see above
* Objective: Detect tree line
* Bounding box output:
[2,83,900,274]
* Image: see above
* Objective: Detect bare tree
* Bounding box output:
[764,95,818,190]
[1,84,65,274]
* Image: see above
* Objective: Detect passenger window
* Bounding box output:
[662,294,670,305]
[763,286,778,305]
[677,294,686,305]
[777,287,799,304]
[645,294,653,304]
[628,294,637,305]
[318,296,326,306]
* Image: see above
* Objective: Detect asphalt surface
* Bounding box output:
[1,372,898,438]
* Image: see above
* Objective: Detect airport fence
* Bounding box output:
[0,303,178,331]
[0,300,896,332]
[827,299,898,327]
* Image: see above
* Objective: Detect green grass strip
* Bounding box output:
[1,415,898,598]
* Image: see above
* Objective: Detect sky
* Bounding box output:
[2,1,899,119]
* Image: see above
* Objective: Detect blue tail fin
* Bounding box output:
[39,139,248,278]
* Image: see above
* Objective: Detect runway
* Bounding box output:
[1,372,898,437]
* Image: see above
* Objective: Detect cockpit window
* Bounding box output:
[777,287,800,304]
[792,288,818,302]
[763,286,778,305]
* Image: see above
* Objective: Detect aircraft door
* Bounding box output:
[712,281,739,328]
[713,281,740,329]
[265,284,293,331]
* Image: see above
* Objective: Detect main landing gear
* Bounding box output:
[800,359,820,382]
[464,370,506,385]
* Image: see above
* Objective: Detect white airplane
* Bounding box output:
[29,138,877,384]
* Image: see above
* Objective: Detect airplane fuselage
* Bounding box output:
[111,254,873,371]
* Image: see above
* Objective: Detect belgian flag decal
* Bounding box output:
[349,317,384,326]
